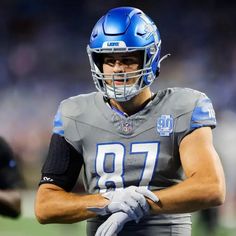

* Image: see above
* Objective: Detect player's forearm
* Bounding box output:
[148,175,225,214]
[35,184,109,224]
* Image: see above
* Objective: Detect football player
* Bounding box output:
[0,137,22,218]
[35,7,225,236]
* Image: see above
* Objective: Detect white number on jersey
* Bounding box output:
[95,141,160,192]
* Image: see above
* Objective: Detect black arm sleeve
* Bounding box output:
[39,133,84,192]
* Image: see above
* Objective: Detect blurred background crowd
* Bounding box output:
[0,0,235,234]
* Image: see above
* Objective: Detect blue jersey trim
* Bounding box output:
[191,98,216,129]
[53,110,65,136]
[53,129,65,135]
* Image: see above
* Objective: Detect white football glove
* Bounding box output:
[95,212,130,236]
[88,186,159,223]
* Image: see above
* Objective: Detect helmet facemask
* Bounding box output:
[87,41,161,102]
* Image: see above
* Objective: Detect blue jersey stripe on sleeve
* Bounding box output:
[53,129,65,135]
[191,98,216,129]
[53,110,64,136]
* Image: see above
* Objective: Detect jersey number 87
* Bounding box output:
[95,141,160,192]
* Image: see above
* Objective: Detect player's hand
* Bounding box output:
[88,186,159,223]
[104,186,159,222]
[95,212,130,236]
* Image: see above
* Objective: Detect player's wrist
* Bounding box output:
[86,193,110,216]
[145,194,161,214]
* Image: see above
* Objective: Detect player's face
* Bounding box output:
[102,52,142,86]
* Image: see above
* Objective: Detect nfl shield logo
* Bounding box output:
[120,119,133,134]
[157,115,173,136]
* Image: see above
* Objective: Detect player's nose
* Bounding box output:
[113,60,125,73]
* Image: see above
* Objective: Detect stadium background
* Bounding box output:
[0,0,235,235]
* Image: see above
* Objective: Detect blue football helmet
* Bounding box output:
[87,7,163,101]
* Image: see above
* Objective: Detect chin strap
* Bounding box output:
[156,53,171,77]
[159,53,171,65]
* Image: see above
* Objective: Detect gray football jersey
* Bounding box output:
[53,87,216,230]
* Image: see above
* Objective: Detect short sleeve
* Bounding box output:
[176,94,217,145]
[52,101,83,154]
[190,96,216,129]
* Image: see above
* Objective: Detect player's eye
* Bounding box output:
[121,58,138,65]
[103,57,139,67]
[104,58,116,66]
